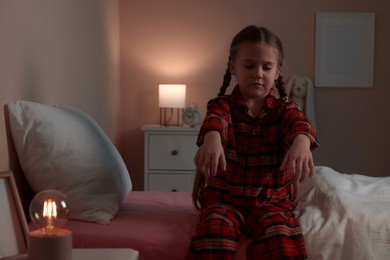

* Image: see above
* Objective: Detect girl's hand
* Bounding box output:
[194,131,226,178]
[280,134,315,200]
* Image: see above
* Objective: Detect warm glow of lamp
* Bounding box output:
[28,190,72,260]
[159,84,186,126]
[159,84,186,108]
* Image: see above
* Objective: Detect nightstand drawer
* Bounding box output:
[148,134,197,171]
[148,173,194,192]
[142,125,200,191]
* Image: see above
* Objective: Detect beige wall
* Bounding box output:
[0,0,120,136]
[120,0,390,190]
[0,0,120,170]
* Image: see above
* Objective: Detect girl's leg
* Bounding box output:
[245,204,307,260]
[187,203,244,260]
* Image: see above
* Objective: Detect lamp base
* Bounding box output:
[160,108,183,126]
[28,229,72,260]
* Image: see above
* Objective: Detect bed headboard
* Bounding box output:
[3,104,34,220]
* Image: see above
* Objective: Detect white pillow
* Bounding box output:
[8,100,132,224]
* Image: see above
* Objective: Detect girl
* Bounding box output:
[187,26,318,259]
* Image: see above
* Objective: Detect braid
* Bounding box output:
[218,60,231,96]
[275,75,287,99]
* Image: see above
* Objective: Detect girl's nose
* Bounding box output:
[254,67,263,78]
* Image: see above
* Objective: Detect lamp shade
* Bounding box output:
[159,84,186,108]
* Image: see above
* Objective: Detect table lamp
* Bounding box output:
[28,190,72,260]
[159,84,186,126]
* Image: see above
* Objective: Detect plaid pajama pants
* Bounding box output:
[187,200,307,260]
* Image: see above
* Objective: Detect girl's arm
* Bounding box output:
[280,103,319,199]
[194,131,226,178]
[281,134,314,181]
[280,134,314,200]
[194,98,230,177]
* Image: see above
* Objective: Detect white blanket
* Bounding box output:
[295,166,390,260]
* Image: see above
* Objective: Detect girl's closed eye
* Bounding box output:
[244,63,255,69]
[262,62,274,71]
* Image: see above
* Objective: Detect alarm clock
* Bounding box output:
[182,104,201,127]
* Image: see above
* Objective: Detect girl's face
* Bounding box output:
[230,42,280,102]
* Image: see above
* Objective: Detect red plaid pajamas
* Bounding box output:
[187,87,318,259]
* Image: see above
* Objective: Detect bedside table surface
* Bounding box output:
[141,124,200,132]
[73,248,139,260]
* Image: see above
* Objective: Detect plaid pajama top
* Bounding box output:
[197,86,319,213]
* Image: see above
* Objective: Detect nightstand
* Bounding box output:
[141,125,199,191]
[73,248,139,260]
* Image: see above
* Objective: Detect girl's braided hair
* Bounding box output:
[218,25,287,98]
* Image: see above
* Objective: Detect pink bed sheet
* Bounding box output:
[56,192,197,259]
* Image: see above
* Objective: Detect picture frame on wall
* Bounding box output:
[0,171,29,260]
[315,12,375,88]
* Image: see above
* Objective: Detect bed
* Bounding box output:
[3,101,390,260]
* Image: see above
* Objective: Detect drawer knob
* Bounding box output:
[171,150,178,156]
[171,189,178,192]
